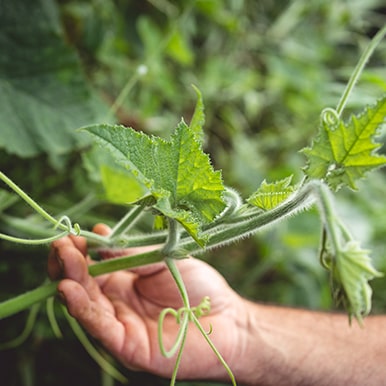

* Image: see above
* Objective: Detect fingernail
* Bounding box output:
[54,248,64,271]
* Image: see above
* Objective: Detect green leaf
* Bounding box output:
[100,164,150,204]
[331,241,383,322]
[247,176,295,210]
[0,0,109,158]
[302,96,386,191]
[83,121,226,245]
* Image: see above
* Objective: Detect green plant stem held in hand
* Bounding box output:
[160,257,237,386]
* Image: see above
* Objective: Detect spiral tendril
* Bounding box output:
[321,107,340,126]
[158,296,212,358]
[55,215,81,236]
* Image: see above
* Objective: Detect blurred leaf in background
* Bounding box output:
[0,0,110,163]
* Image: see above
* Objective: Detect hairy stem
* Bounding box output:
[0,181,322,319]
[179,181,318,255]
[162,219,181,257]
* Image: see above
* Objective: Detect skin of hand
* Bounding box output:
[48,224,386,386]
[47,224,266,384]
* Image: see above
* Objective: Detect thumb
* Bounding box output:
[92,223,111,236]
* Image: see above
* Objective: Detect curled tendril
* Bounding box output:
[0,216,81,245]
[55,215,81,236]
[191,295,211,318]
[321,107,340,126]
[160,256,237,385]
[72,223,81,235]
[158,296,211,358]
[216,187,243,222]
[158,295,236,386]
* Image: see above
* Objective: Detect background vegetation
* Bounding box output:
[1,0,386,385]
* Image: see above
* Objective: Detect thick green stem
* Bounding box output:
[0,249,164,319]
[165,257,190,308]
[179,181,318,255]
[88,248,164,276]
[0,281,57,319]
[0,182,321,319]
[162,219,181,257]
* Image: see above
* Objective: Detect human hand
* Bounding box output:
[47,224,253,382]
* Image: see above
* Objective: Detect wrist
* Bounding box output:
[224,298,286,386]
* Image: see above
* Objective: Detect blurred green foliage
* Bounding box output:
[1,0,386,385]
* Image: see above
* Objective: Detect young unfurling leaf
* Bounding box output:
[328,241,383,322]
[302,95,386,191]
[82,120,225,246]
[247,176,295,210]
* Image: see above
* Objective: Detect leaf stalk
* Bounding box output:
[335,23,386,117]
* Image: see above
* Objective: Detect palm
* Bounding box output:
[49,234,243,381]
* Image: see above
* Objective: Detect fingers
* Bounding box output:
[47,237,76,280]
[48,225,104,282]
[48,237,89,283]
[58,279,121,346]
[47,243,63,281]
[48,235,105,303]
[69,234,87,256]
